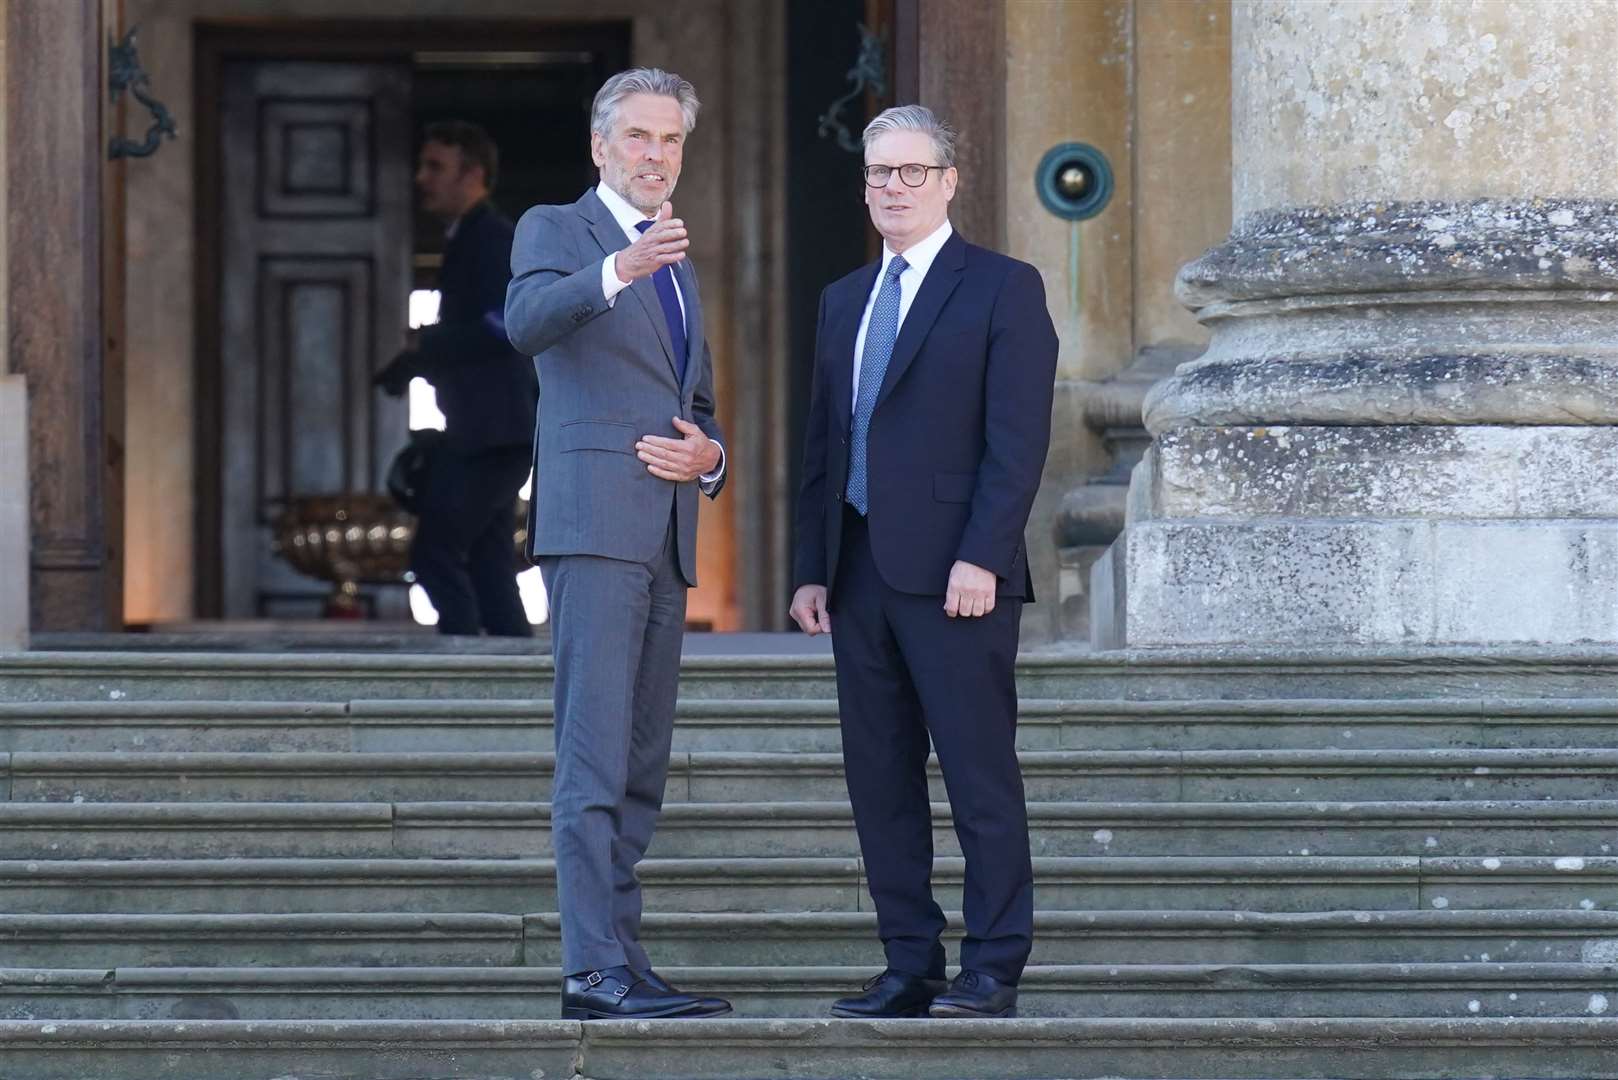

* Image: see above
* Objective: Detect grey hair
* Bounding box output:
[862,104,957,168]
[590,68,701,137]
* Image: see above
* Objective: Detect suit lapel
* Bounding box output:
[580,189,680,384]
[831,262,881,433]
[874,230,966,410]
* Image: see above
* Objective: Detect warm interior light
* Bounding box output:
[518,567,550,624]
[403,289,545,627]
[408,583,440,626]
[408,289,442,329]
[408,575,549,627]
[407,290,448,432]
[408,378,446,431]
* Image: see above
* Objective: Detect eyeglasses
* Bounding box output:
[863,163,947,188]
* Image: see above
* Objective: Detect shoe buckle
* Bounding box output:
[586,971,604,988]
[613,982,631,999]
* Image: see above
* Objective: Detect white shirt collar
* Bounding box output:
[880,219,953,281]
[595,180,655,239]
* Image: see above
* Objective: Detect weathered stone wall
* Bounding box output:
[1007,0,1231,641]
[0,0,7,378]
[0,3,23,646]
[1101,0,1618,650]
[1233,0,1618,216]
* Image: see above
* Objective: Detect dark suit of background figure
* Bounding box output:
[794,228,1058,987]
[408,200,539,636]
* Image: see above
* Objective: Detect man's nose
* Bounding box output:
[644,141,664,162]
[881,169,903,190]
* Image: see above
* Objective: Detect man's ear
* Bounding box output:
[590,131,607,169]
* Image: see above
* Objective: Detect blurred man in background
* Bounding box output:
[377,120,538,636]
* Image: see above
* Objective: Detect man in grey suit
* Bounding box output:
[505,68,731,1021]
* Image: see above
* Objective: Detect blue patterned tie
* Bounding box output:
[634,220,688,383]
[845,255,908,515]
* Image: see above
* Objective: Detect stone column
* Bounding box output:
[8,0,113,631]
[0,0,25,650]
[1095,0,1618,648]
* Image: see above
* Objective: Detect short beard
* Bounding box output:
[612,171,674,217]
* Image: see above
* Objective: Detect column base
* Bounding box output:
[1094,425,1618,648]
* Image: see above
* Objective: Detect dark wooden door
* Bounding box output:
[217,60,412,617]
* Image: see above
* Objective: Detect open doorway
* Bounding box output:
[193,21,630,622]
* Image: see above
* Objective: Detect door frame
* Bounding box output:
[191,19,634,617]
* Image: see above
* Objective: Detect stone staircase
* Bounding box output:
[2,647,1618,1078]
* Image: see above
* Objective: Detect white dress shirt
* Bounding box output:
[851,220,954,410]
[596,181,686,321]
[591,181,722,487]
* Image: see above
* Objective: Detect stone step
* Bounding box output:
[5,962,1618,1022]
[13,747,1618,803]
[7,908,1615,971]
[6,799,1618,860]
[0,913,526,968]
[2,1017,1618,1079]
[0,652,837,704]
[10,645,1618,705]
[0,855,1614,915]
[527,909,1618,968]
[10,696,1618,753]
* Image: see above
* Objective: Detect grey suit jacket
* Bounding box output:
[505,188,725,587]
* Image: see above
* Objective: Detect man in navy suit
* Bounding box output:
[377,121,538,636]
[790,105,1058,1019]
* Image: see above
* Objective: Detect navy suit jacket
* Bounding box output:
[419,201,539,453]
[793,230,1058,600]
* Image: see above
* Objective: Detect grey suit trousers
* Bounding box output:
[540,514,686,975]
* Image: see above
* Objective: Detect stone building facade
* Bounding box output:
[15,0,1597,651]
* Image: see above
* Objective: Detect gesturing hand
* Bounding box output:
[614,202,688,283]
[789,584,831,636]
[944,560,998,618]
[637,417,720,482]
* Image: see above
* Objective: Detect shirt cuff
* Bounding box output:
[601,255,632,307]
[699,441,726,491]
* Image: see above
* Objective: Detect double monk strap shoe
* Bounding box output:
[928,970,1018,1018]
[638,968,733,1017]
[561,965,713,1020]
[831,969,949,1018]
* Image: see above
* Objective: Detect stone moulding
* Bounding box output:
[1145,353,1618,432]
[1176,198,1618,307]
[1146,200,1618,432]
[1147,426,1618,520]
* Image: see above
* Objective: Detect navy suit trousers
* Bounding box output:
[829,507,1034,984]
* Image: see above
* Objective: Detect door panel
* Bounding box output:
[218,60,411,617]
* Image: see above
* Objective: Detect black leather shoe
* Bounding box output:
[831,969,949,1018]
[928,970,1018,1018]
[561,965,711,1020]
[638,968,733,1017]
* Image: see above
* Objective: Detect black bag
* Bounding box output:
[385,429,446,513]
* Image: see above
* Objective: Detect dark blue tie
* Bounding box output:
[634,220,688,383]
[845,255,908,515]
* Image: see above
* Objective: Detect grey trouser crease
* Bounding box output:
[539,518,686,975]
